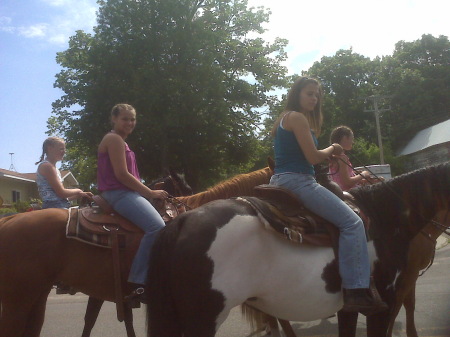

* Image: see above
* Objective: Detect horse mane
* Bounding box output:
[177,166,273,209]
[349,162,450,235]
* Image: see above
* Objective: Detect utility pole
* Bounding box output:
[9,153,17,172]
[364,95,392,164]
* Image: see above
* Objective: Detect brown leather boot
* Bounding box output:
[342,287,388,316]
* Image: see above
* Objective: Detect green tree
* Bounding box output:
[305,49,378,147]
[51,0,288,190]
[377,34,450,150]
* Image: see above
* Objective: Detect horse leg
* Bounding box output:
[386,282,409,337]
[81,297,104,337]
[0,288,50,337]
[22,289,51,337]
[278,318,297,337]
[263,316,281,337]
[404,287,419,337]
[337,310,358,337]
[123,303,136,337]
[366,310,391,337]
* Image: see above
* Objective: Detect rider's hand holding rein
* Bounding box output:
[149,189,169,200]
[330,143,343,157]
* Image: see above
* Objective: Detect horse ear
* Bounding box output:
[163,168,170,177]
[169,168,180,180]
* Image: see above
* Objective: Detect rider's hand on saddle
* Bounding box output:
[150,190,169,200]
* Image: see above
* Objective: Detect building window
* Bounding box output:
[12,190,21,203]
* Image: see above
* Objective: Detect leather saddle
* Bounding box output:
[65,195,187,321]
[239,184,368,248]
[67,195,185,248]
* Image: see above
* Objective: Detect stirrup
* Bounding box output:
[124,287,146,304]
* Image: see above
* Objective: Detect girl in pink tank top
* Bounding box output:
[328,126,371,191]
[97,103,168,302]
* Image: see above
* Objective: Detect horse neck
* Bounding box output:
[178,167,272,209]
[351,164,449,239]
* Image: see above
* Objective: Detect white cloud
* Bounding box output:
[2,0,98,45]
[248,0,450,73]
[18,23,49,38]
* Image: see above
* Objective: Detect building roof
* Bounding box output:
[0,168,78,185]
[397,119,450,156]
[0,168,36,182]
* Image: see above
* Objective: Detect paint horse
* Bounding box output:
[80,170,193,337]
[0,166,271,337]
[145,163,450,337]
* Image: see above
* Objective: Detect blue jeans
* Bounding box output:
[42,199,71,209]
[270,173,370,289]
[101,189,165,284]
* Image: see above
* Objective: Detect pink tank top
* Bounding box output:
[328,154,357,191]
[97,142,141,191]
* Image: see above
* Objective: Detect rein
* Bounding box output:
[167,195,192,211]
[417,210,449,276]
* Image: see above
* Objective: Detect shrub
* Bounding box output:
[0,207,17,215]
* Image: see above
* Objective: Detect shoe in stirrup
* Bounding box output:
[342,286,388,316]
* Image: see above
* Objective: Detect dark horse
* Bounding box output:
[0,166,271,337]
[145,163,449,337]
[80,170,193,337]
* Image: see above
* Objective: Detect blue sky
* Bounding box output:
[1,0,448,173]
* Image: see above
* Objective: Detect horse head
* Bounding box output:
[148,170,193,197]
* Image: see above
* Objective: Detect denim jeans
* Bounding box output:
[101,189,165,285]
[270,173,370,289]
[42,199,71,209]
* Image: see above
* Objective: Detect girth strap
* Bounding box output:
[110,228,125,322]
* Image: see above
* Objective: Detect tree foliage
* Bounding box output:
[52,6,448,189]
[51,0,288,190]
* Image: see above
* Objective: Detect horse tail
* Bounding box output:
[241,304,271,333]
[146,216,184,337]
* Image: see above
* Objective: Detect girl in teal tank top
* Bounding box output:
[269,77,387,315]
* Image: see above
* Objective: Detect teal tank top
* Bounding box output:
[273,118,318,175]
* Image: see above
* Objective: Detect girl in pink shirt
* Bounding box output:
[97,104,168,301]
[328,126,371,191]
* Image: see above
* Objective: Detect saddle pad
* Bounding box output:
[66,207,127,249]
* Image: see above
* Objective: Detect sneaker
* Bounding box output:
[342,288,388,316]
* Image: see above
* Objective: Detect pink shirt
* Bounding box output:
[97,142,140,191]
[328,154,358,191]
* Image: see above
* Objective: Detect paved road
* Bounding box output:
[41,240,450,337]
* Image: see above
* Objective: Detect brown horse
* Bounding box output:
[386,221,448,337]
[144,163,449,337]
[0,166,272,337]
